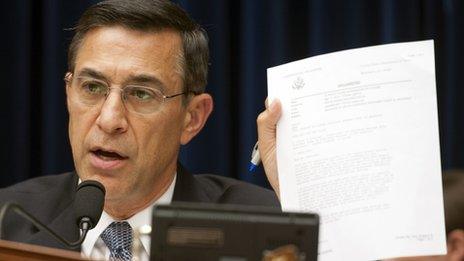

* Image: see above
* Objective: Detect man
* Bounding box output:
[0,0,281,259]
[384,170,464,261]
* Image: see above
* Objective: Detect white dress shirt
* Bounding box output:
[80,174,176,261]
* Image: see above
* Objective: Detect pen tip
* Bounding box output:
[248,163,257,172]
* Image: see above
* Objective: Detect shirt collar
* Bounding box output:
[81,173,176,257]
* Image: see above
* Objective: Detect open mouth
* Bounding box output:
[91,149,128,161]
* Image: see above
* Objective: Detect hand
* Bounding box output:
[257,98,282,199]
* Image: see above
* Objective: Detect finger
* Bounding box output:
[257,99,282,141]
[266,99,282,127]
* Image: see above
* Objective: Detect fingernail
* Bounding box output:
[269,101,277,113]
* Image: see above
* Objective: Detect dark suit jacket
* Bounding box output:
[0,164,280,251]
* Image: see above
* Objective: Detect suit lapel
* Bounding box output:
[26,173,81,252]
[27,200,80,251]
[172,163,213,203]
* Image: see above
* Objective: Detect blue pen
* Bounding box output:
[248,141,261,172]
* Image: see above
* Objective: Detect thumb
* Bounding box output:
[257,99,282,196]
[258,99,282,140]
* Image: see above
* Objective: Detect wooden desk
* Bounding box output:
[0,240,86,261]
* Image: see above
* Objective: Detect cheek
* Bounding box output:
[134,113,183,164]
[68,106,97,155]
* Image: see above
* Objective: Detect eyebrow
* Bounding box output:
[76,68,107,81]
[126,73,166,91]
[75,67,166,91]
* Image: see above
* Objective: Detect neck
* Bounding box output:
[103,173,175,220]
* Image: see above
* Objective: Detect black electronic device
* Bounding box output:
[151,203,319,261]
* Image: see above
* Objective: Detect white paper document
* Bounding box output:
[267,40,446,261]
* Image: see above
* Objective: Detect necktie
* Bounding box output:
[100,221,133,261]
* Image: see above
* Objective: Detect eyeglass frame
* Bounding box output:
[64,73,198,115]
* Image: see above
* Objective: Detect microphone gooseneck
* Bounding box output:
[0,180,105,248]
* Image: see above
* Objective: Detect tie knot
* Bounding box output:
[101,221,133,261]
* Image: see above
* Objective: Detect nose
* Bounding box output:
[95,89,128,135]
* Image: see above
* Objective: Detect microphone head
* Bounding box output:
[74,180,105,230]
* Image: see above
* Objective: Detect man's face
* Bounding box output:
[66,26,187,209]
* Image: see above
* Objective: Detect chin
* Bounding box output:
[102,180,134,199]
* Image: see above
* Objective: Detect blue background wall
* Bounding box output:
[0,0,463,188]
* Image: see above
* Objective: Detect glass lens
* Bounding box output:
[73,79,108,106]
[123,86,163,114]
[68,76,166,114]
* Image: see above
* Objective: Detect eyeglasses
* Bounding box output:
[65,74,193,115]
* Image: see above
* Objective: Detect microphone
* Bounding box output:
[74,180,106,231]
[0,180,105,248]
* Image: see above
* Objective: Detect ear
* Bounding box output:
[180,93,213,145]
[447,229,464,260]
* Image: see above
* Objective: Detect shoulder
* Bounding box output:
[0,172,77,207]
[193,174,280,207]
[0,172,78,246]
[0,172,76,193]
